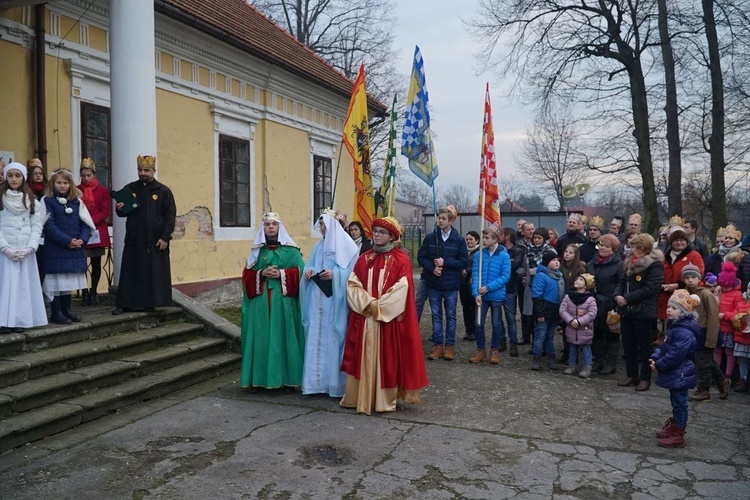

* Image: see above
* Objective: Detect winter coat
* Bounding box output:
[472,245,511,303]
[579,239,599,264]
[613,249,665,320]
[732,297,750,346]
[418,227,468,291]
[688,284,720,349]
[657,246,705,320]
[77,181,111,249]
[116,179,176,248]
[690,236,709,261]
[555,230,585,257]
[43,196,91,274]
[650,315,698,390]
[587,252,625,323]
[532,263,563,320]
[737,251,750,292]
[718,286,744,333]
[559,292,597,345]
[0,195,44,251]
[462,246,479,285]
[561,260,587,290]
[505,244,526,294]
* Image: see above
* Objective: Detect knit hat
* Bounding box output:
[668,229,687,245]
[717,262,739,288]
[668,289,700,315]
[579,273,595,291]
[705,272,718,286]
[542,250,559,267]
[3,162,27,181]
[681,263,702,279]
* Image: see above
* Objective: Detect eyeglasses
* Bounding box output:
[372,229,390,236]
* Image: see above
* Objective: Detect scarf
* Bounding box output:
[373,241,395,253]
[467,243,480,253]
[353,236,363,249]
[2,189,33,215]
[718,242,740,257]
[566,289,594,306]
[527,243,549,267]
[80,177,99,209]
[29,182,45,196]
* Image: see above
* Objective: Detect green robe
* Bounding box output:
[240,244,305,388]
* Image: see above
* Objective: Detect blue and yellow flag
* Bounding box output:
[401,46,438,187]
[342,64,375,237]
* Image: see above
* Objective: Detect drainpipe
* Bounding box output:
[34,3,47,168]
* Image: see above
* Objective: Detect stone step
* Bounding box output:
[0,337,227,417]
[0,352,240,453]
[0,307,184,357]
[0,322,204,388]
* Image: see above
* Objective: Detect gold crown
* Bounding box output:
[262,212,281,222]
[668,214,685,227]
[725,223,742,242]
[588,216,605,229]
[137,155,156,169]
[716,226,727,237]
[80,157,95,171]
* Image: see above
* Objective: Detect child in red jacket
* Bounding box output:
[731,283,750,392]
[715,262,745,381]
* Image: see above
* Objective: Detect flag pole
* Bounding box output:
[477,165,487,328]
[331,143,344,206]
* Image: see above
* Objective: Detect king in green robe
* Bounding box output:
[240,213,305,389]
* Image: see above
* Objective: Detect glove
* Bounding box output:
[2,247,16,259]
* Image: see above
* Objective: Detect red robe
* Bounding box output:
[340,247,428,413]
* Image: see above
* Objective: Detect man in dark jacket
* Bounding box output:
[579,216,605,264]
[499,227,526,356]
[555,214,586,256]
[112,155,176,314]
[683,220,709,262]
[418,205,468,361]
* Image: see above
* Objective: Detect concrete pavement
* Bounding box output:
[0,321,749,499]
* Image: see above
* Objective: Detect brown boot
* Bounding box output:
[719,378,731,400]
[509,343,518,357]
[469,349,486,363]
[658,426,685,448]
[689,389,710,402]
[427,345,444,360]
[490,349,500,365]
[443,345,456,361]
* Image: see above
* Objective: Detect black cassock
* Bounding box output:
[115,179,176,310]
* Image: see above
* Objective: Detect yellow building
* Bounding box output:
[0,0,386,297]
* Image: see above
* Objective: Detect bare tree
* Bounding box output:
[468,0,662,233]
[439,184,475,214]
[517,107,588,210]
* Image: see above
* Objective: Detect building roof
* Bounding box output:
[155,0,387,115]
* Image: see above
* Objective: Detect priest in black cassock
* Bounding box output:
[112,155,176,315]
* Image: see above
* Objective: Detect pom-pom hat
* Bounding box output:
[717,262,739,288]
[668,289,701,315]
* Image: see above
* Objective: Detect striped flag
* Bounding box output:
[401,46,438,187]
[342,64,375,237]
[375,95,398,217]
[479,83,501,225]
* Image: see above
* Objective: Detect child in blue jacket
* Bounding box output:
[531,251,564,370]
[650,289,699,448]
[470,224,510,364]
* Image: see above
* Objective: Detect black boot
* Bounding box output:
[591,338,606,373]
[81,289,90,307]
[61,295,81,322]
[88,289,98,306]
[50,297,72,324]
[600,342,620,375]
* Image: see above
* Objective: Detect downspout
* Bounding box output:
[34,3,48,167]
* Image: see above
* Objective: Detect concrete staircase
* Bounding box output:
[0,300,241,453]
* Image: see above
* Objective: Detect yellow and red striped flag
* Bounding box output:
[342,64,375,237]
[479,83,501,225]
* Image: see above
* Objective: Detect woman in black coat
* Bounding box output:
[587,234,625,374]
[459,231,481,341]
[348,221,372,255]
[614,233,665,391]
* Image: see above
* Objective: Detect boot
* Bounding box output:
[469,349,486,363]
[546,353,559,370]
[530,355,543,371]
[658,426,686,448]
[49,297,72,324]
[498,339,507,352]
[88,289,98,306]
[564,364,577,375]
[489,349,500,365]
[689,389,711,402]
[591,338,606,373]
[81,289,90,307]
[509,343,519,357]
[443,345,456,361]
[719,378,731,400]
[655,417,675,439]
[579,365,592,379]
[427,345,444,360]
[734,379,749,393]
[600,342,620,375]
[61,295,81,322]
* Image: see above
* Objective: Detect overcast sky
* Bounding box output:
[391,0,532,198]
